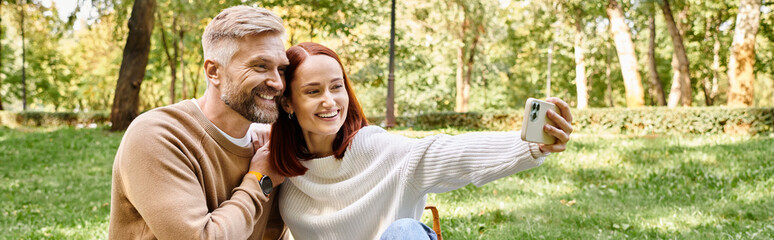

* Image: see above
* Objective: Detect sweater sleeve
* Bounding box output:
[402,131,548,195]
[114,117,268,239]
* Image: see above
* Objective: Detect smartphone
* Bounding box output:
[520,98,558,145]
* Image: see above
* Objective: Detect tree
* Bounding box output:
[662,0,692,107]
[573,6,589,109]
[157,10,179,105]
[727,0,761,106]
[646,2,666,106]
[700,8,726,106]
[0,1,4,111]
[110,0,156,131]
[606,0,645,107]
[385,0,396,128]
[19,1,26,110]
[453,1,486,112]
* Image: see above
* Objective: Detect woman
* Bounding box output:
[269,42,573,239]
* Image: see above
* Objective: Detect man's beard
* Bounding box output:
[220,82,279,123]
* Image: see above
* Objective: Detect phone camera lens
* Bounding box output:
[530,112,538,121]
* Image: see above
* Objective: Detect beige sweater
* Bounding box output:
[109,101,285,239]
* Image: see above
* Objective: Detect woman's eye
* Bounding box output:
[332,84,344,90]
[305,90,319,95]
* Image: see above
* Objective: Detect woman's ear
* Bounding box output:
[280,97,293,114]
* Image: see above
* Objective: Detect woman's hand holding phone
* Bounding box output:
[520,97,574,153]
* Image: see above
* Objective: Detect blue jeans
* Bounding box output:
[380,218,438,240]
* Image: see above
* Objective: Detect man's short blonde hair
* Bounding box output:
[202,6,285,68]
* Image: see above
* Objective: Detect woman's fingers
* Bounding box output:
[547,110,574,136]
[544,124,570,144]
[539,143,566,153]
[546,97,573,124]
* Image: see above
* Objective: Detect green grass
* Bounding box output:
[1,126,773,239]
[414,129,774,239]
[1,126,122,239]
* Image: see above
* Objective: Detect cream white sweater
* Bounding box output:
[279,126,548,240]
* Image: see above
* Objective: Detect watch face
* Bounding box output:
[260,176,273,196]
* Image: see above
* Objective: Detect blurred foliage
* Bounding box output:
[367,107,774,135]
[0,0,772,114]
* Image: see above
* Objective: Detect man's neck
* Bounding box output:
[197,90,251,139]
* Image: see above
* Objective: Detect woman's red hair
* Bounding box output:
[270,42,368,177]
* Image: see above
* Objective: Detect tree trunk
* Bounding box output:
[662,0,692,107]
[385,0,396,127]
[727,0,761,107]
[574,8,588,109]
[180,29,187,100]
[702,16,722,106]
[158,12,179,105]
[606,43,614,107]
[647,6,666,106]
[463,27,479,109]
[0,4,4,111]
[20,3,27,110]
[709,25,722,105]
[606,0,645,107]
[110,0,157,131]
[455,6,470,112]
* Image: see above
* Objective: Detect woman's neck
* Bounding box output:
[302,132,337,157]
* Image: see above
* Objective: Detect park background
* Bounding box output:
[1,0,773,239]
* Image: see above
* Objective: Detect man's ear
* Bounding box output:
[204,59,221,87]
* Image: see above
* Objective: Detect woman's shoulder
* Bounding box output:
[349,125,412,151]
[357,125,388,135]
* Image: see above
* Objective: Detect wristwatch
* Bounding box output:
[248,171,273,196]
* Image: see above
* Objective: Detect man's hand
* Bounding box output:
[249,141,285,188]
[249,123,271,150]
[248,123,284,187]
[539,97,574,153]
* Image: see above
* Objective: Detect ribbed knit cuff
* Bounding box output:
[529,142,550,159]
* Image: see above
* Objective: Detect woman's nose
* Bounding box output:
[321,92,335,108]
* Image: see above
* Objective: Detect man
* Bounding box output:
[109,6,289,239]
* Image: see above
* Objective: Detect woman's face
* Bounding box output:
[286,55,349,144]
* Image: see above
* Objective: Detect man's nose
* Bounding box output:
[266,70,284,91]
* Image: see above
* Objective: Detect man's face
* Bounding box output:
[219,33,288,123]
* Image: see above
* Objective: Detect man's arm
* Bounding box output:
[113,120,271,239]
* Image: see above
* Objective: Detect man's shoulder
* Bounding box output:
[115,102,204,169]
[119,102,204,151]
[127,102,198,132]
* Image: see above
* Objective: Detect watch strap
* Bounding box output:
[247,171,263,181]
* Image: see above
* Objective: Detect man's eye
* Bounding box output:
[254,65,267,71]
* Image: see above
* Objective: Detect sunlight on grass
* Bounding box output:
[638,208,723,234]
[732,179,774,203]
